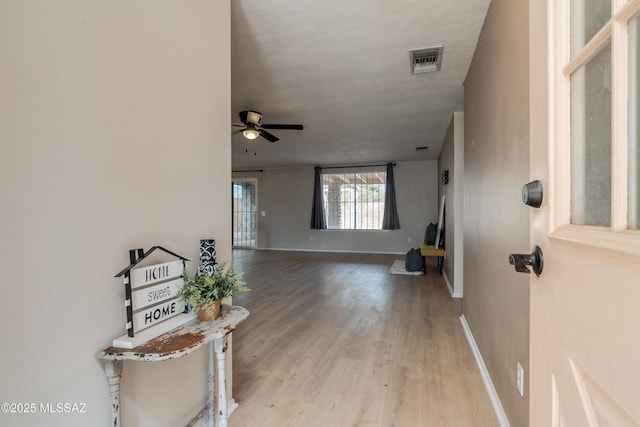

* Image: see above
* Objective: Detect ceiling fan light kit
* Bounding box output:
[232,110,303,143]
[242,125,260,140]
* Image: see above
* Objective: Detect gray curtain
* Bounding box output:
[382,162,400,229]
[310,166,327,229]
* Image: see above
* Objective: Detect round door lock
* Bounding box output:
[522,180,543,208]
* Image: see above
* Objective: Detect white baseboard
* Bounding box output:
[228,398,239,415]
[459,314,510,427]
[247,247,405,255]
[442,270,463,298]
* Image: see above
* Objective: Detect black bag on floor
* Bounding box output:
[405,248,423,272]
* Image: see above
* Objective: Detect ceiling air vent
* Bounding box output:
[410,46,443,74]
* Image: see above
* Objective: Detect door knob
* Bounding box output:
[509,246,543,277]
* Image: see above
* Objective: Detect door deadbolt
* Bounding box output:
[522,180,543,208]
[509,246,544,277]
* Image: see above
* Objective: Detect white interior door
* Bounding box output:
[529,1,640,425]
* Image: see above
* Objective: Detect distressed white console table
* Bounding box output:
[96,305,249,427]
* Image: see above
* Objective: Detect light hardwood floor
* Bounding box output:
[229,249,498,427]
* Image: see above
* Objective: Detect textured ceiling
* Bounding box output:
[231,0,491,169]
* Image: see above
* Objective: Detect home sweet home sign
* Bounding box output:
[113,246,196,349]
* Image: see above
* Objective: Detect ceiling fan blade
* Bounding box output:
[261,124,304,130]
[232,123,245,127]
[238,111,248,125]
[260,129,280,143]
[232,129,244,136]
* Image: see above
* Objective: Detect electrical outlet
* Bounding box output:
[408,237,412,244]
[516,362,524,397]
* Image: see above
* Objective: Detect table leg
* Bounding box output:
[103,360,123,427]
[208,341,215,427]
[213,336,229,427]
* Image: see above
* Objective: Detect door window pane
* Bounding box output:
[630,13,640,230]
[233,181,257,247]
[571,0,611,55]
[571,42,612,226]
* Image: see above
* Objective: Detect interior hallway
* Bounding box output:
[229,249,498,427]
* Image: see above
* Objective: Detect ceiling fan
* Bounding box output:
[232,110,303,143]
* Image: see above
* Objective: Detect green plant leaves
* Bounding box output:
[177,261,250,311]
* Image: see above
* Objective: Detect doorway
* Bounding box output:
[232,179,257,248]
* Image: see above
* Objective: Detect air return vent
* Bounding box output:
[410,46,443,74]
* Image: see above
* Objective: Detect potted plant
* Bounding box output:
[178,261,249,321]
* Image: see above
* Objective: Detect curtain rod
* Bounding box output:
[319,163,396,170]
[232,169,264,173]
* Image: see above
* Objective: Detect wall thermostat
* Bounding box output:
[442,170,449,185]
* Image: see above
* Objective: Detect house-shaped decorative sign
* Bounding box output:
[113,246,196,349]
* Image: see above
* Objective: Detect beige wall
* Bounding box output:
[463,0,530,425]
[233,160,438,254]
[439,119,456,286]
[438,112,464,297]
[0,2,231,426]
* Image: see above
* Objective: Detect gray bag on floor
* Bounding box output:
[405,248,423,272]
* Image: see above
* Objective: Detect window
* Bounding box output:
[551,0,640,237]
[570,40,612,226]
[322,171,386,230]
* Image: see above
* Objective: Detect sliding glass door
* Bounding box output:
[232,179,257,248]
